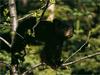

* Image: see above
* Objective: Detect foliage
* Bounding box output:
[0,0,100,75]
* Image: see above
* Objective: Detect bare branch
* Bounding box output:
[13,0,50,44]
[32,0,50,30]
[63,31,91,63]
[62,52,100,66]
[18,1,50,22]
[0,36,11,47]
[22,63,45,75]
[18,13,33,22]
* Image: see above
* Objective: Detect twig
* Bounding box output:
[15,0,50,40]
[0,36,11,47]
[22,63,45,75]
[32,0,50,30]
[62,52,100,66]
[18,1,50,22]
[18,14,33,22]
[64,31,91,63]
[12,0,50,47]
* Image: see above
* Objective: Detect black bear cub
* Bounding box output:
[0,16,73,68]
[35,18,73,68]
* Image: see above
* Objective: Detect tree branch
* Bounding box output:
[62,52,100,66]
[32,0,50,30]
[63,31,91,63]
[0,36,11,47]
[22,51,100,74]
[22,63,45,75]
[18,0,50,22]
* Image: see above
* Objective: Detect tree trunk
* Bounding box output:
[9,0,18,75]
[47,3,55,21]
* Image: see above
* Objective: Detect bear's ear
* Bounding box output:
[53,19,61,24]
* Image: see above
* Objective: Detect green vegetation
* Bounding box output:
[0,0,100,75]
